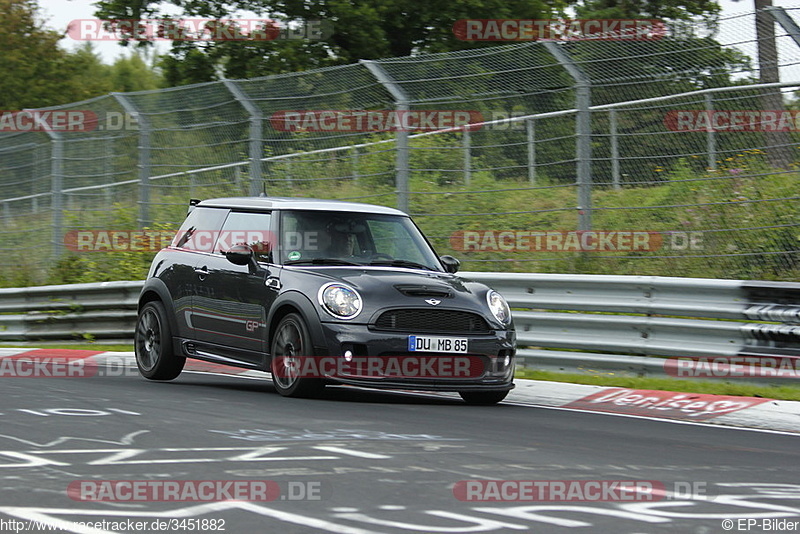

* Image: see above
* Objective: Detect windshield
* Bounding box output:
[278,210,443,271]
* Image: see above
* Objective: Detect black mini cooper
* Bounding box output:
[134,197,515,404]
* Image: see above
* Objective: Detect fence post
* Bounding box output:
[610,109,621,190]
[112,93,151,227]
[545,42,592,231]
[360,60,411,213]
[222,79,264,196]
[234,166,244,194]
[25,110,64,260]
[526,118,536,184]
[462,126,472,185]
[352,145,360,184]
[705,93,717,171]
[50,134,64,259]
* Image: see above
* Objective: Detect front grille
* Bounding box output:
[374,309,491,333]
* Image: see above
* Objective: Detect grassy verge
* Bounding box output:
[517,369,800,401]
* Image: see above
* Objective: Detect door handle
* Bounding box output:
[266,277,281,290]
[194,266,208,279]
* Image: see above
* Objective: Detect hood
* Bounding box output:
[279,266,500,326]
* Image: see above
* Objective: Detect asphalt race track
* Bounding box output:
[0,366,799,534]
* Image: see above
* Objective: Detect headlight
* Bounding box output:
[486,290,511,325]
[318,283,362,319]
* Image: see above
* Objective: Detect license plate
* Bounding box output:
[408,335,468,353]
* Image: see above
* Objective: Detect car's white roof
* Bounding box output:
[197,196,407,216]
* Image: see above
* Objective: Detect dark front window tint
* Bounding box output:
[279,210,442,270]
[214,211,273,263]
[171,207,228,253]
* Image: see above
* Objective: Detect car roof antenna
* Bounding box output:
[259,181,267,197]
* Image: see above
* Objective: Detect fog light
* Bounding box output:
[504,354,511,367]
[343,350,353,362]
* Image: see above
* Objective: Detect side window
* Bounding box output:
[214,211,273,263]
[171,207,228,253]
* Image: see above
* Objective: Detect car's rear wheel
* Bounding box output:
[459,390,508,405]
[270,313,324,398]
[134,301,185,380]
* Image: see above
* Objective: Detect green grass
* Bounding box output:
[517,368,800,401]
[3,148,799,287]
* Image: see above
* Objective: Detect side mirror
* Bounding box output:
[440,255,460,274]
[226,244,259,273]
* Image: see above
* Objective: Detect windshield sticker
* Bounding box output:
[287,251,301,261]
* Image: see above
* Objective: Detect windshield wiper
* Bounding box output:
[368,259,436,271]
[284,258,361,266]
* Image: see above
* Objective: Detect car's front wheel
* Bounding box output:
[134,301,185,380]
[459,390,509,405]
[270,313,325,398]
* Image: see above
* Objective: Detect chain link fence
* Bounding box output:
[1,8,799,285]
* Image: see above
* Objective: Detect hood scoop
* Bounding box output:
[394,284,452,298]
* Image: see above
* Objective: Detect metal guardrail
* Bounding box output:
[1,274,798,384]
[464,273,800,384]
[0,281,141,341]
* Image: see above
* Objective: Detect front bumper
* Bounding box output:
[311,321,516,392]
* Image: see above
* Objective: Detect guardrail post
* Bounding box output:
[360,60,411,213]
[526,118,536,184]
[112,94,151,227]
[545,42,592,231]
[222,80,264,197]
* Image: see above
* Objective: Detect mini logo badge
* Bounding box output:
[425,299,441,306]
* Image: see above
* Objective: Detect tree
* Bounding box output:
[0,0,73,109]
[110,52,162,92]
[94,0,564,84]
[0,0,163,109]
[573,0,720,21]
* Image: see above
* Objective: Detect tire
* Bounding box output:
[270,313,325,398]
[459,390,509,406]
[134,301,185,381]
